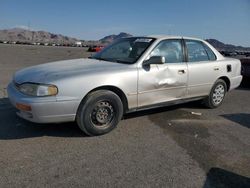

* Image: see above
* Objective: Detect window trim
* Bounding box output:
[181,38,188,62]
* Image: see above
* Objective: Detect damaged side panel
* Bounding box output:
[138,63,188,107]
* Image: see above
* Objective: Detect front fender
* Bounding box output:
[53,68,138,110]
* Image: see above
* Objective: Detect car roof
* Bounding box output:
[124,35,205,42]
[145,35,204,41]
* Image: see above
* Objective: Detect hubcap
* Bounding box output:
[91,101,114,126]
[212,84,225,105]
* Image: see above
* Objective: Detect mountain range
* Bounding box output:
[0,28,78,44]
[99,32,133,44]
[0,28,249,51]
[205,39,250,51]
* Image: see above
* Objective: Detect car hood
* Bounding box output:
[14,58,129,84]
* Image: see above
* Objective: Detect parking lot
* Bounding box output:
[0,44,249,187]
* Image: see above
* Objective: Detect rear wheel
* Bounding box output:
[204,79,227,108]
[76,90,123,136]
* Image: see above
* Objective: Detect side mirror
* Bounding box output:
[143,56,165,66]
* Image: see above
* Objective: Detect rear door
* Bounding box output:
[184,39,220,98]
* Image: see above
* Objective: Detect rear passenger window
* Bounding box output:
[203,43,216,61]
[186,40,209,62]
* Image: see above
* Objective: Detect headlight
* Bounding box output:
[18,83,58,96]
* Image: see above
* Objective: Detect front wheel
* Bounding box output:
[204,79,227,108]
[76,90,123,136]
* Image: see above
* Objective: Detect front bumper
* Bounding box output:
[7,82,80,123]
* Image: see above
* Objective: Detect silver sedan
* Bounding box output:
[7,36,242,135]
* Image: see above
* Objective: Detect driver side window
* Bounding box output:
[150,40,184,63]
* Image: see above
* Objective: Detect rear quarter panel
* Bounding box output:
[187,58,242,98]
[220,58,242,90]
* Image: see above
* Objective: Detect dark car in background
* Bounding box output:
[241,58,250,78]
[220,50,237,57]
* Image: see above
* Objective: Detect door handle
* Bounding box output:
[178,69,186,74]
[214,67,219,71]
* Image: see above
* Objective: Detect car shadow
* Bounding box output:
[203,167,250,188]
[1,96,205,140]
[124,100,204,120]
[0,98,86,140]
[221,113,250,129]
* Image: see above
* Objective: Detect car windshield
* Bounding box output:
[92,37,155,64]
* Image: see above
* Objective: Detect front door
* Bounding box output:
[138,39,188,107]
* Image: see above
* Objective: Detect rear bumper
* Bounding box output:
[7,82,80,123]
[229,75,243,90]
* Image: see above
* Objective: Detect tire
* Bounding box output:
[76,90,123,136]
[204,79,227,109]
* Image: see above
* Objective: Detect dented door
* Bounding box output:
[137,39,188,107]
[138,63,187,107]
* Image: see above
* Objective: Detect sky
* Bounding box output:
[0,0,250,46]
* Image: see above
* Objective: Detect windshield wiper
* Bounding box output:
[112,59,130,64]
[92,57,110,61]
[90,57,132,64]
[113,59,133,64]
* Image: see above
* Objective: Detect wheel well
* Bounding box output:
[85,86,129,112]
[219,76,230,91]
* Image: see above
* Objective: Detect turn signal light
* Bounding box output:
[16,103,32,111]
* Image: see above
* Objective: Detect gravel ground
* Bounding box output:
[0,44,249,188]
